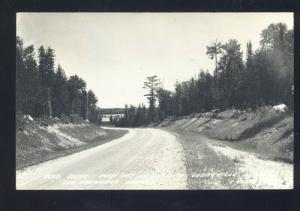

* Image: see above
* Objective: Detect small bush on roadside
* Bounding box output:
[231,110,242,119]
[34,114,61,127]
[254,105,275,117]
[61,113,70,123]
[70,114,83,123]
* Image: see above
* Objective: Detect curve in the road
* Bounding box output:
[16,128,188,190]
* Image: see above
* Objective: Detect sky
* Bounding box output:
[17,13,293,108]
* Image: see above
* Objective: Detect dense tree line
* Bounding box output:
[112,23,293,127]
[16,36,102,124]
[110,104,148,127]
[101,108,125,115]
[157,23,294,119]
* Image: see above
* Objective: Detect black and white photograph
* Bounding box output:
[15,12,294,190]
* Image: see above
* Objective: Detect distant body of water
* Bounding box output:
[102,114,124,122]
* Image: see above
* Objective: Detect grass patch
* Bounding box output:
[238,114,285,140]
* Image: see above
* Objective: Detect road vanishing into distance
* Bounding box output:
[16,128,188,190]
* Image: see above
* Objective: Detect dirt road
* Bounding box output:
[17,128,293,190]
[16,128,187,190]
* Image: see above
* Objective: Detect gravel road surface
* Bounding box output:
[16,128,187,190]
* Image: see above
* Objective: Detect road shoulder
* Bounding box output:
[167,128,293,189]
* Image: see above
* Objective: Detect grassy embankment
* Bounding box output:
[154,107,293,163]
[16,118,128,170]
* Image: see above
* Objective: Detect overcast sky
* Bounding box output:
[17,13,293,108]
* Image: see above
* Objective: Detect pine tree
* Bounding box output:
[217,39,244,108]
[143,75,160,121]
[38,46,56,117]
[206,40,222,77]
[67,75,86,116]
[22,45,39,115]
[52,65,69,117]
[87,90,100,123]
[16,37,25,114]
[244,41,255,107]
[157,88,173,120]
